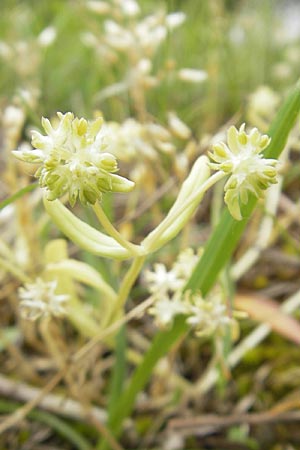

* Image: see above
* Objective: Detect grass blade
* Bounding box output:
[0,182,38,211]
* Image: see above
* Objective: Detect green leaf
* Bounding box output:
[98,316,188,449]
[0,183,38,211]
[107,326,127,418]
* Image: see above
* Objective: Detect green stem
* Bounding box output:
[93,202,144,256]
[107,326,127,418]
[142,171,225,252]
[108,256,146,325]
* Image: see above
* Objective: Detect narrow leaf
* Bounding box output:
[235,293,300,345]
[0,183,38,211]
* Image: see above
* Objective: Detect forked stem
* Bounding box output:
[93,202,145,257]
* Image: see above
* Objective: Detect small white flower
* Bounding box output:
[209,124,278,220]
[3,105,25,142]
[104,10,186,56]
[118,0,140,17]
[144,263,184,294]
[19,278,69,321]
[172,248,201,279]
[37,26,57,47]
[104,20,133,51]
[185,292,232,337]
[167,112,191,140]
[177,68,207,83]
[165,12,186,30]
[103,118,174,162]
[248,86,280,120]
[148,292,188,328]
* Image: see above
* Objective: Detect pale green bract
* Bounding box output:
[209,123,278,220]
[12,112,135,206]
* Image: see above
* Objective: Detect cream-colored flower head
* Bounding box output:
[12,112,135,206]
[19,278,69,321]
[185,291,232,337]
[209,124,278,220]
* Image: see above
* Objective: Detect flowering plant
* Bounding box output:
[13,112,134,206]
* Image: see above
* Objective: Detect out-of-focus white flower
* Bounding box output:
[272,62,293,81]
[144,263,185,294]
[12,112,135,206]
[209,124,278,220]
[19,278,69,321]
[144,249,200,296]
[165,12,186,29]
[86,0,111,14]
[136,58,152,74]
[228,24,245,45]
[172,247,201,279]
[148,291,188,328]
[103,119,156,161]
[0,40,12,59]
[104,10,186,55]
[276,2,300,43]
[3,105,25,145]
[80,31,99,47]
[185,292,232,337]
[102,118,175,163]
[167,112,191,140]
[248,86,280,120]
[128,58,159,89]
[177,68,207,83]
[37,26,57,47]
[3,105,25,131]
[118,0,140,17]
[17,88,40,109]
[104,20,133,51]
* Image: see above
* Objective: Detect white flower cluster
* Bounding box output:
[19,278,69,321]
[209,124,278,220]
[97,114,193,186]
[102,118,176,162]
[83,1,206,90]
[247,86,280,129]
[103,11,186,55]
[0,26,56,80]
[12,112,135,206]
[145,249,232,336]
[87,0,140,17]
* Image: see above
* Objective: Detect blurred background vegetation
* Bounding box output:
[1,0,299,131]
